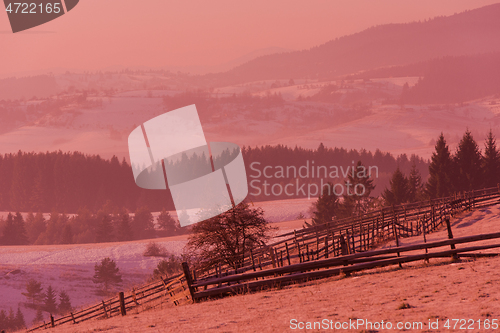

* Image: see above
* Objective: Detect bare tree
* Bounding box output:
[187,202,275,271]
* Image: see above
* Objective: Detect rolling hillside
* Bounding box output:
[206,3,500,85]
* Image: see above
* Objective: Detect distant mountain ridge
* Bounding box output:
[206,3,500,85]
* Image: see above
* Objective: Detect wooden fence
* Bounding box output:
[189,187,500,299]
[188,230,500,300]
[28,272,191,331]
[27,187,500,330]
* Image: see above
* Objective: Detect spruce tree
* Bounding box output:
[426,133,454,198]
[382,167,409,206]
[61,224,73,244]
[407,162,425,202]
[157,209,178,236]
[454,130,483,191]
[307,183,340,227]
[44,285,58,314]
[132,207,155,239]
[117,213,133,241]
[93,257,122,291]
[0,310,6,330]
[344,160,375,216]
[96,214,113,243]
[22,279,44,308]
[26,212,46,244]
[482,129,500,187]
[58,290,72,314]
[1,213,15,245]
[15,307,26,330]
[14,212,29,245]
[7,308,15,331]
[32,308,44,325]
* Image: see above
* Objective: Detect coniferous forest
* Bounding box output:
[0,146,427,213]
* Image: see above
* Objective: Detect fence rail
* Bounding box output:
[27,187,500,331]
[190,187,500,299]
[27,273,190,331]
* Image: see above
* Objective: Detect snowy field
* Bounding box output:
[0,197,312,326]
[16,203,500,333]
[0,238,186,326]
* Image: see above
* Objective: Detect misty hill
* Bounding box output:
[206,4,500,85]
[402,53,500,104]
[331,52,500,104]
[0,75,59,101]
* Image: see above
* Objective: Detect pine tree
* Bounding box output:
[61,224,73,244]
[407,162,425,202]
[306,183,340,227]
[117,213,133,241]
[1,213,15,245]
[22,279,44,308]
[382,167,409,206]
[96,214,113,243]
[454,130,483,191]
[58,290,72,314]
[14,212,29,244]
[426,133,454,198]
[93,258,122,291]
[0,309,6,330]
[344,160,376,216]
[15,307,26,330]
[44,285,58,314]
[482,129,500,187]
[30,171,46,212]
[32,308,44,326]
[26,212,46,244]
[157,209,178,236]
[132,207,155,239]
[6,308,15,331]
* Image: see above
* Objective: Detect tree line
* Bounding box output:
[401,53,500,104]
[0,151,175,213]
[0,307,26,332]
[243,143,428,201]
[0,206,184,246]
[383,130,500,205]
[0,146,428,214]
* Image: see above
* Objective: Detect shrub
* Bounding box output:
[143,242,168,257]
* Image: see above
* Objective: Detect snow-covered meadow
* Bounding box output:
[0,198,312,326]
[20,203,500,333]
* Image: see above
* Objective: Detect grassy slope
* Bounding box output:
[39,205,500,333]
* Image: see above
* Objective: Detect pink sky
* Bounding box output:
[1,0,499,76]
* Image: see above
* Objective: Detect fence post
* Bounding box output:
[119,292,126,316]
[445,218,458,260]
[182,262,196,302]
[340,235,348,256]
[359,222,363,251]
[102,300,108,318]
[297,242,302,263]
[316,235,320,260]
[285,242,291,265]
[269,247,277,268]
[351,225,355,253]
[250,249,256,271]
[392,215,402,268]
[324,237,329,259]
[422,216,429,262]
[50,314,55,327]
